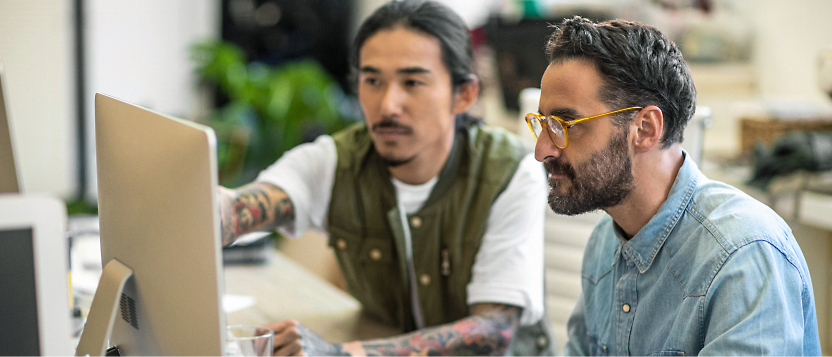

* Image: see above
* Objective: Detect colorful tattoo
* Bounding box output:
[219,183,293,245]
[296,323,350,356]
[358,303,521,356]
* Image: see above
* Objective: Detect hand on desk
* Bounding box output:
[267,303,521,356]
[266,319,349,356]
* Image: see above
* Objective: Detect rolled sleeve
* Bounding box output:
[255,135,336,238]
[466,153,547,326]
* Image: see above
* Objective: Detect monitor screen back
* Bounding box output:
[0,65,21,194]
[94,93,225,355]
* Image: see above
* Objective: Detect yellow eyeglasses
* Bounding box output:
[525,107,642,150]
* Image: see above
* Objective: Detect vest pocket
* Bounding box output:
[327,227,402,325]
[359,238,394,264]
[327,227,364,295]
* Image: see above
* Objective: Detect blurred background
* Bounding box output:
[3,0,832,352]
[3,0,832,204]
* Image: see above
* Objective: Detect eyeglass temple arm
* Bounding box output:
[563,107,643,126]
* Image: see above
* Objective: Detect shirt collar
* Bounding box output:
[620,151,699,273]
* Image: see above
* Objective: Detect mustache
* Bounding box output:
[543,158,575,180]
[371,119,414,134]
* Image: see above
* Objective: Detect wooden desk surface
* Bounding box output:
[223,249,400,343]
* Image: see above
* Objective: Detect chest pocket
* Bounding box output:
[588,334,609,356]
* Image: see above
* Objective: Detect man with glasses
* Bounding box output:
[217,1,556,355]
[529,16,821,355]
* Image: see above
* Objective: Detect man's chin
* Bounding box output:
[378,152,416,168]
[547,188,597,216]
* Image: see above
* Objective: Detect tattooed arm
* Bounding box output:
[277,303,522,356]
[217,182,294,246]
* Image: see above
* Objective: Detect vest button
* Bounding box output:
[410,216,422,228]
[419,274,431,286]
[622,303,631,313]
[336,239,347,250]
[536,335,547,348]
[369,248,382,261]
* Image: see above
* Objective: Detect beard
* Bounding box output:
[371,119,417,167]
[378,154,415,167]
[545,127,635,215]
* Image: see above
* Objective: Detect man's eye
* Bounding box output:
[363,78,379,85]
[405,79,423,87]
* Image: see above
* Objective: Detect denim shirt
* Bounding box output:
[564,153,821,356]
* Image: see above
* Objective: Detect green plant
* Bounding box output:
[191,40,354,186]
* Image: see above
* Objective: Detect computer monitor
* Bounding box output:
[0,194,74,356]
[0,64,22,193]
[75,93,226,356]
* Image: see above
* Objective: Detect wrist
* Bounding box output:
[340,341,365,356]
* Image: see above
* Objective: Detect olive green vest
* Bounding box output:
[326,123,557,355]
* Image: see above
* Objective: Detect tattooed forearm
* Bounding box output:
[296,322,350,356]
[217,182,294,246]
[355,303,521,356]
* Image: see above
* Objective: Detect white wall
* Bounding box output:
[752,0,832,104]
[84,0,220,200]
[0,0,220,200]
[0,0,77,197]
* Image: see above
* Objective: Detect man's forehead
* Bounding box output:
[539,59,605,115]
[358,27,446,74]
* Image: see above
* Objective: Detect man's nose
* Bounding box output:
[534,133,562,162]
[379,84,404,116]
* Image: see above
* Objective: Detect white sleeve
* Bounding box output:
[466,153,547,326]
[254,135,337,238]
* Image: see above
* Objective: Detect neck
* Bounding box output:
[388,130,455,185]
[605,144,685,239]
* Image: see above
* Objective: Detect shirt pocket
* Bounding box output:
[648,350,686,356]
[588,334,609,356]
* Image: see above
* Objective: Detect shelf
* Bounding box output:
[799,191,832,231]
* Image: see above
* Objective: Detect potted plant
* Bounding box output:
[191,40,355,186]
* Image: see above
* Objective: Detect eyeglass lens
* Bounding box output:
[548,118,566,148]
[529,117,543,141]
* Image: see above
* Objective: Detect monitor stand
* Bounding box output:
[75,259,134,357]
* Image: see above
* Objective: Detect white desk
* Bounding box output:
[70,229,400,349]
[223,248,400,343]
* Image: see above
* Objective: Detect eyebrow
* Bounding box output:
[539,108,581,118]
[359,65,431,75]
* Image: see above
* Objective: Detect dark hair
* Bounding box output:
[545,16,696,148]
[350,0,475,93]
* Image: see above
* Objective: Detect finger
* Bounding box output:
[265,319,298,334]
[274,340,302,357]
[273,328,300,347]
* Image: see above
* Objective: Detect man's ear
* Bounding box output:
[633,106,663,153]
[452,75,479,114]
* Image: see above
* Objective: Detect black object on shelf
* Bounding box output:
[223,233,274,265]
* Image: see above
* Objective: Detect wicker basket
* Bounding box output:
[740,116,832,156]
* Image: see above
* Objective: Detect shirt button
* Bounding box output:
[336,239,347,250]
[369,248,383,261]
[419,274,431,286]
[622,304,631,313]
[410,216,422,228]
[536,335,547,348]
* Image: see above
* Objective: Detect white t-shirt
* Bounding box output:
[256,135,547,326]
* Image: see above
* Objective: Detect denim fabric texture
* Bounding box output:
[564,153,822,356]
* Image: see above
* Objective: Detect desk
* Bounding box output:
[224,249,400,342]
[70,229,400,349]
